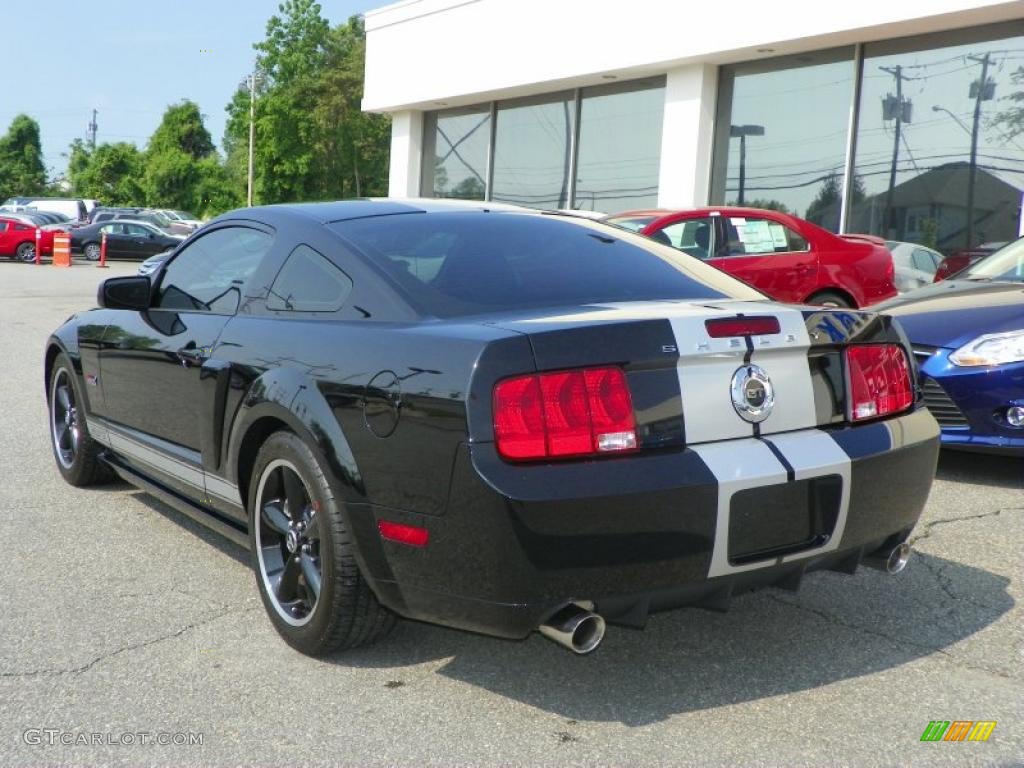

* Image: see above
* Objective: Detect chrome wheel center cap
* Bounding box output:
[285,529,300,554]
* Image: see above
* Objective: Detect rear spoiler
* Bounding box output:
[840,233,888,247]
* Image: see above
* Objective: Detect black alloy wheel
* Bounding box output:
[255,458,323,627]
[248,431,395,655]
[48,354,110,486]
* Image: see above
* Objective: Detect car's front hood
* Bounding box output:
[878,279,1024,349]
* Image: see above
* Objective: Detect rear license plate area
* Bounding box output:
[728,474,842,565]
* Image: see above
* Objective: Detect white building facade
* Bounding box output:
[363,0,1024,251]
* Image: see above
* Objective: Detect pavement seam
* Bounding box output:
[0,605,260,680]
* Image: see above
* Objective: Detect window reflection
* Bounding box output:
[423,107,490,199]
[491,94,574,209]
[575,79,665,212]
[712,48,856,231]
[850,25,1024,252]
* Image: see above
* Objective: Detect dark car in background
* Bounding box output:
[91,208,192,236]
[46,200,938,658]
[606,207,897,308]
[882,236,1024,455]
[934,241,1008,282]
[70,220,184,261]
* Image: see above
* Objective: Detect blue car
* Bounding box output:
[881,237,1024,455]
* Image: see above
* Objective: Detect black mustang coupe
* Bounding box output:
[45,200,940,656]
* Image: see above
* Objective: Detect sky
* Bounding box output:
[6,0,380,178]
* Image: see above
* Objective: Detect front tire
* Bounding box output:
[249,431,395,656]
[48,354,111,486]
[16,242,35,263]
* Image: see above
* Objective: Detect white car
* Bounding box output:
[886,241,942,293]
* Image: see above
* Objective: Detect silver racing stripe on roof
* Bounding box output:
[693,429,852,578]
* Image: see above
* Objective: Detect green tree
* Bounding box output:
[143,101,235,216]
[146,100,214,160]
[805,172,865,227]
[0,114,46,200]
[740,198,790,213]
[71,142,145,205]
[992,65,1024,141]
[224,6,390,205]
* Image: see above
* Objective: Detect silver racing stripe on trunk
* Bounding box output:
[670,303,815,444]
[693,429,853,578]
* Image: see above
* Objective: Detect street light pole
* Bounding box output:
[730,124,764,206]
[247,68,257,208]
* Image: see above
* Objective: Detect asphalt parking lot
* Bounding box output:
[0,259,1021,768]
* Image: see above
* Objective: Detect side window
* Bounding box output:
[659,218,715,259]
[722,216,808,256]
[0,221,8,232]
[913,248,938,272]
[100,223,118,235]
[156,227,272,315]
[268,244,353,312]
[125,224,149,236]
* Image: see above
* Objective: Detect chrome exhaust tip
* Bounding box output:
[539,603,606,654]
[865,541,911,574]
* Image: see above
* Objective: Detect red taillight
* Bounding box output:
[705,316,781,338]
[493,366,637,461]
[845,344,914,422]
[377,520,429,547]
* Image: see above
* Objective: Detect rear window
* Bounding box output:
[331,212,761,318]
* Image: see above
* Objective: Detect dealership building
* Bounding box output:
[362,0,1024,252]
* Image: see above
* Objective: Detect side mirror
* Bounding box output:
[97,276,151,311]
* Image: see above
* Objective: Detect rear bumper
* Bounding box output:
[354,408,940,639]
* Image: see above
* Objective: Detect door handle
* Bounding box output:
[176,343,210,367]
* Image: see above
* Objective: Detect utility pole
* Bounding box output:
[87,109,98,152]
[880,65,913,239]
[247,68,258,208]
[965,52,993,248]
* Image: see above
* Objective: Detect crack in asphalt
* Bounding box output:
[909,507,1019,546]
[0,605,259,680]
[764,506,1022,684]
[765,595,1014,682]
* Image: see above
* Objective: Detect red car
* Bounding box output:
[0,216,56,262]
[933,241,1008,282]
[605,207,897,308]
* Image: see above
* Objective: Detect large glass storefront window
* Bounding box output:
[849,24,1024,252]
[575,78,665,212]
[491,93,575,209]
[421,107,490,200]
[710,48,856,232]
[420,77,664,212]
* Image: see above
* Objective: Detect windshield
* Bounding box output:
[604,215,657,233]
[332,212,763,318]
[963,237,1024,282]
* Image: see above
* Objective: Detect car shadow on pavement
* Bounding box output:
[334,554,1013,726]
[936,450,1022,489]
[131,492,249,566]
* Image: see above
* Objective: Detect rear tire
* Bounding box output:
[248,431,395,656]
[83,243,101,261]
[807,290,853,308]
[16,242,35,263]
[48,353,112,486]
